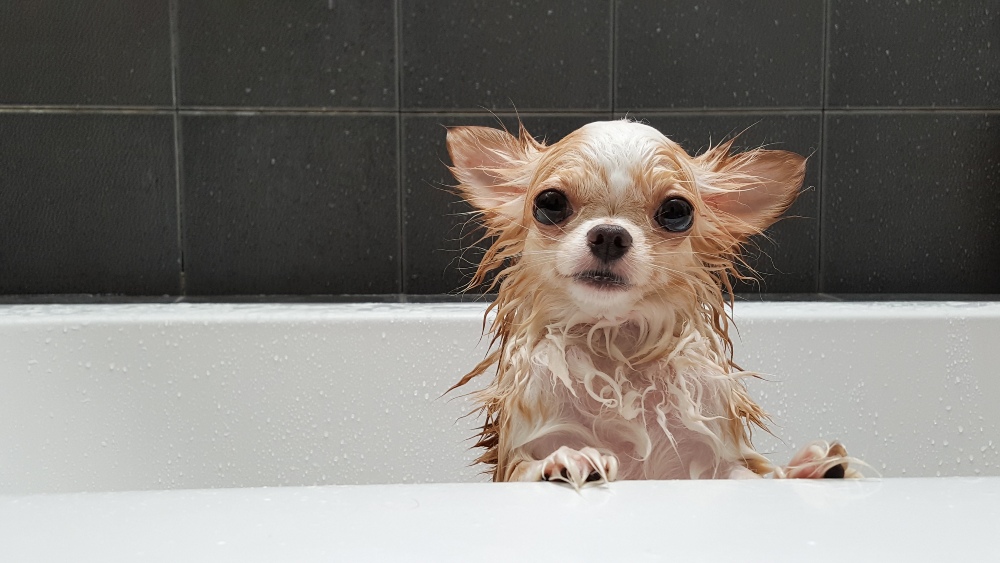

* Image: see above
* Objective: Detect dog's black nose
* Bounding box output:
[587,224,632,262]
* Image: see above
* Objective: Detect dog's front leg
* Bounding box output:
[507,446,619,487]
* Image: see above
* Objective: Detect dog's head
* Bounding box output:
[447,120,804,322]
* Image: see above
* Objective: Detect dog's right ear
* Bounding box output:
[446,125,542,220]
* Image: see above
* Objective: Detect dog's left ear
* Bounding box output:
[696,145,805,238]
[446,125,543,221]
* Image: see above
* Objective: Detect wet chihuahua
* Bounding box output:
[447,120,857,486]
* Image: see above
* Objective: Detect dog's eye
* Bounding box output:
[655,197,694,232]
[533,189,572,225]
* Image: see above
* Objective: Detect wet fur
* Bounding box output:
[446,120,856,483]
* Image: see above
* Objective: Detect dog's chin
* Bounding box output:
[565,270,638,319]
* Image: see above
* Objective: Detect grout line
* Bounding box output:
[395,0,406,294]
[816,0,831,293]
[624,108,824,117]
[392,110,614,118]
[818,114,831,293]
[168,0,179,109]
[168,0,187,294]
[822,0,832,111]
[173,115,187,294]
[177,106,398,114]
[2,105,994,116]
[823,108,1000,114]
[3,292,997,305]
[396,0,405,113]
[403,106,824,114]
[394,107,632,114]
[609,0,616,114]
[0,106,175,115]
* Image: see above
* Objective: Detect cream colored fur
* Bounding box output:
[446,120,858,486]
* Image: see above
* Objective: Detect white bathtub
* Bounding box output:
[2,301,998,494]
[1,301,998,561]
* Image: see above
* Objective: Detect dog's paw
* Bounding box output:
[508,446,618,487]
[535,446,619,488]
[784,440,862,479]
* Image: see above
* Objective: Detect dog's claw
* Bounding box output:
[785,440,860,479]
[822,464,846,479]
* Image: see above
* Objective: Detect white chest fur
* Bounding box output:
[506,336,748,480]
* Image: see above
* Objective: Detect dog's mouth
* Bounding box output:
[573,270,630,290]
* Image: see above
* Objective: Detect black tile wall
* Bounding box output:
[626,113,823,293]
[0,0,172,106]
[823,113,1000,293]
[177,1,396,109]
[182,114,399,295]
[616,0,825,109]
[828,1,1000,108]
[0,113,178,294]
[401,0,611,110]
[1,2,998,299]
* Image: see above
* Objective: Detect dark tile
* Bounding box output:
[178,1,395,108]
[401,1,611,110]
[822,113,1000,293]
[182,114,399,295]
[403,113,610,294]
[616,0,824,110]
[0,1,172,106]
[829,1,1000,107]
[0,113,179,294]
[626,113,822,293]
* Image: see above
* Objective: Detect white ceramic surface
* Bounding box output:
[1,478,997,562]
[1,302,998,494]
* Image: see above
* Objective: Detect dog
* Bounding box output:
[446,119,858,486]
